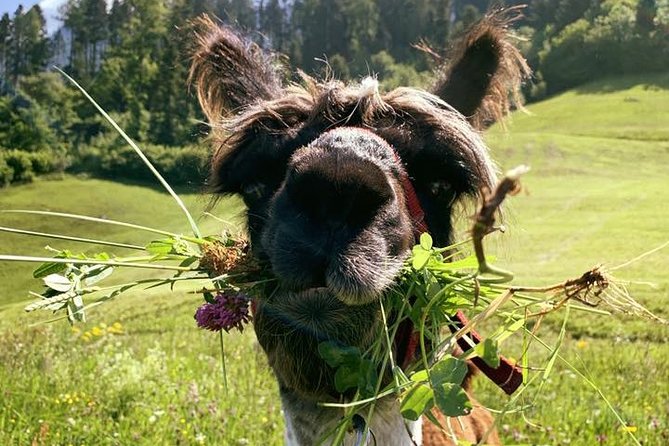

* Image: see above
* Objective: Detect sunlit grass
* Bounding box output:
[1,72,668,445]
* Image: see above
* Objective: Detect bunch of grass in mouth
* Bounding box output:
[0,74,666,446]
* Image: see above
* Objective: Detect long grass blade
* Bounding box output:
[0,226,144,250]
[55,67,202,239]
[0,254,197,271]
[528,331,642,446]
[1,210,202,244]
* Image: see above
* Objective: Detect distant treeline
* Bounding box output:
[0,0,667,186]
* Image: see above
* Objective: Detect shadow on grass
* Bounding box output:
[68,172,210,196]
[573,72,669,95]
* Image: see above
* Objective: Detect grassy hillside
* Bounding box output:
[1,73,668,445]
[478,73,669,445]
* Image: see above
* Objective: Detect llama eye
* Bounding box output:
[429,181,452,196]
[242,183,266,199]
[428,181,457,205]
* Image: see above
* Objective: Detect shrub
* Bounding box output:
[0,156,13,187]
[28,151,55,175]
[3,150,34,183]
[72,143,209,186]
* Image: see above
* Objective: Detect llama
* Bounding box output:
[190,10,529,446]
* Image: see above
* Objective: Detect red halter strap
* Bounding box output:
[393,152,522,395]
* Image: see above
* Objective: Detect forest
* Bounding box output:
[0,0,668,187]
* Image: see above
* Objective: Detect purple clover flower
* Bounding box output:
[194,291,252,333]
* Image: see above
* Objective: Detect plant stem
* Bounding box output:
[56,68,202,239]
[0,226,144,250]
[1,209,203,244]
[219,331,228,394]
[0,255,197,271]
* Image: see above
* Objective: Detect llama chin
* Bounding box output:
[190,8,529,445]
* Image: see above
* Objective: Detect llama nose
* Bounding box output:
[285,155,394,230]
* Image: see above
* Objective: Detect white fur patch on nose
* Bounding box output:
[358,76,379,98]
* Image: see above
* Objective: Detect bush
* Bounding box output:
[3,150,34,183]
[0,156,12,187]
[0,149,64,187]
[29,151,55,175]
[370,51,431,91]
[72,142,209,187]
[538,0,669,95]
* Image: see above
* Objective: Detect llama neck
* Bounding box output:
[280,388,422,446]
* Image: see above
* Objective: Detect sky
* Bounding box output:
[0,0,100,34]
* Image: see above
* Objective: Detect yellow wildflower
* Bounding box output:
[576,339,588,349]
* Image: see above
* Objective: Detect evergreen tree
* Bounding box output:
[83,0,109,74]
[109,0,132,46]
[0,13,10,82]
[259,0,288,51]
[637,0,657,33]
[295,0,347,72]
[217,0,257,30]
[7,5,49,82]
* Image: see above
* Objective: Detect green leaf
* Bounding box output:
[426,282,442,300]
[419,233,433,250]
[179,256,199,267]
[428,356,471,417]
[439,294,471,314]
[204,292,216,304]
[400,383,434,421]
[433,382,471,417]
[145,239,177,255]
[430,255,479,271]
[357,358,379,397]
[43,274,71,292]
[33,261,66,278]
[411,247,431,271]
[93,252,111,261]
[491,317,525,344]
[82,265,114,286]
[410,369,429,383]
[334,365,360,393]
[66,294,86,324]
[430,355,468,387]
[474,338,501,368]
[318,341,361,367]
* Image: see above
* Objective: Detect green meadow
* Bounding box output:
[1,74,668,445]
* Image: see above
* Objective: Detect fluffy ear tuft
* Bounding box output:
[189,15,283,123]
[432,7,531,129]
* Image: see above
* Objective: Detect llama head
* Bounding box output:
[190,11,528,401]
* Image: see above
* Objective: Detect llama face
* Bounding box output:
[260,127,413,305]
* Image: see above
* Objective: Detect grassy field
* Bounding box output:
[1,73,668,445]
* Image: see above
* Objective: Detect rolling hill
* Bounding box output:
[1,73,668,445]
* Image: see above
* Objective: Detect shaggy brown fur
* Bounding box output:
[189,9,529,446]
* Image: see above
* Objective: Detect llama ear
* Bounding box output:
[431,7,531,129]
[189,15,283,122]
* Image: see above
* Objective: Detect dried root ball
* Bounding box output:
[199,239,258,277]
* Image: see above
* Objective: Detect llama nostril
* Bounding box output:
[286,155,393,229]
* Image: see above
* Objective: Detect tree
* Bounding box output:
[259,0,288,51]
[109,0,132,46]
[83,0,109,74]
[6,5,49,82]
[216,0,256,30]
[294,0,348,72]
[637,0,657,33]
[0,13,11,81]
